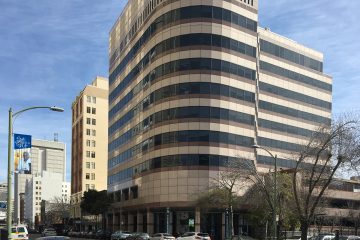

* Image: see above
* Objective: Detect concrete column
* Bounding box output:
[137,212,143,232]
[119,209,124,231]
[113,210,118,231]
[195,208,201,232]
[128,212,134,232]
[222,212,226,240]
[147,210,154,235]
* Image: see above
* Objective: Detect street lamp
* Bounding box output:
[251,144,278,240]
[7,106,64,239]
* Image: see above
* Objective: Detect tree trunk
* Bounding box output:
[300,220,309,240]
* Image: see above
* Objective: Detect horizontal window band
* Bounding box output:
[110,5,258,69]
[110,56,256,105]
[108,154,253,185]
[259,81,331,110]
[109,31,257,108]
[260,39,323,72]
[109,130,254,169]
[258,137,303,152]
[109,105,255,152]
[258,119,316,138]
[256,155,329,172]
[109,81,255,133]
[259,100,331,125]
[260,61,332,92]
[108,60,256,135]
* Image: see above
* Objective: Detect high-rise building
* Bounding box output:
[107,0,331,238]
[70,76,109,220]
[14,138,67,223]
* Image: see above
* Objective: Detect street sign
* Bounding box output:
[0,202,6,210]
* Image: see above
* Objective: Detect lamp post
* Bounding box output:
[252,144,277,240]
[7,106,64,239]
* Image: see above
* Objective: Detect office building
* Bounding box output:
[0,183,7,222]
[107,0,332,238]
[70,76,109,220]
[0,183,6,202]
[14,138,67,223]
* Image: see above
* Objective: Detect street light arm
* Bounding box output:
[252,144,277,160]
[12,106,64,117]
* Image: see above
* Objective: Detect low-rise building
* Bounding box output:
[24,171,70,227]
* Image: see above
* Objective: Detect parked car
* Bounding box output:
[313,234,335,240]
[126,232,150,240]
[11,225,29,240]
[232,236,260,240]
[28,228,40,234]
[86,230,98,238]
[340,236,360,240]
[42,228,57,237]
[111,231,132,240]
[80,231,88,238]
[150,233,175,240]
[36,237,71,240]
[176,232,210,240]
[287,237,314,240]
[96,229,113,239]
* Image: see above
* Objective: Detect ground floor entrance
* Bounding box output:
[107,207,251,240]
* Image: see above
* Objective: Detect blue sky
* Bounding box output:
[0,0,359,183]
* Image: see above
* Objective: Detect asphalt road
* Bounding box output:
[29,234,41,240]
[29,236,94,240]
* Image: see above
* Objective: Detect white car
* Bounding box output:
[176,232,210,240]
[11,225,29,240]
[42,228,57,237]
[151,233,175,240]
[314,235,335,240]
[340,236,360,240]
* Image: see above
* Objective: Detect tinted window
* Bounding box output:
[260,61,331,92]
[260,39,323,72]
[198,233,210,237]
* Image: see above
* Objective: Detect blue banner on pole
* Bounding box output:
[14,134,32,149]
[14,134,32,174]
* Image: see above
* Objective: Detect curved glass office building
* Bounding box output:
[107,0,331,238]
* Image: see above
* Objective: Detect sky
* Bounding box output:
[0,0,359,183]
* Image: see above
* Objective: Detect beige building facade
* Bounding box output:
[107,0,331,239]
[70,76,109,222]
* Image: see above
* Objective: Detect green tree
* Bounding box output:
[81,190,111,230]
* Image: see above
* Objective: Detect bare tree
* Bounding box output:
[241,162,299,239]
[348,210,360,235]
[44,196,70,225]
[196,160,250,238]
[291,117,360,240]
